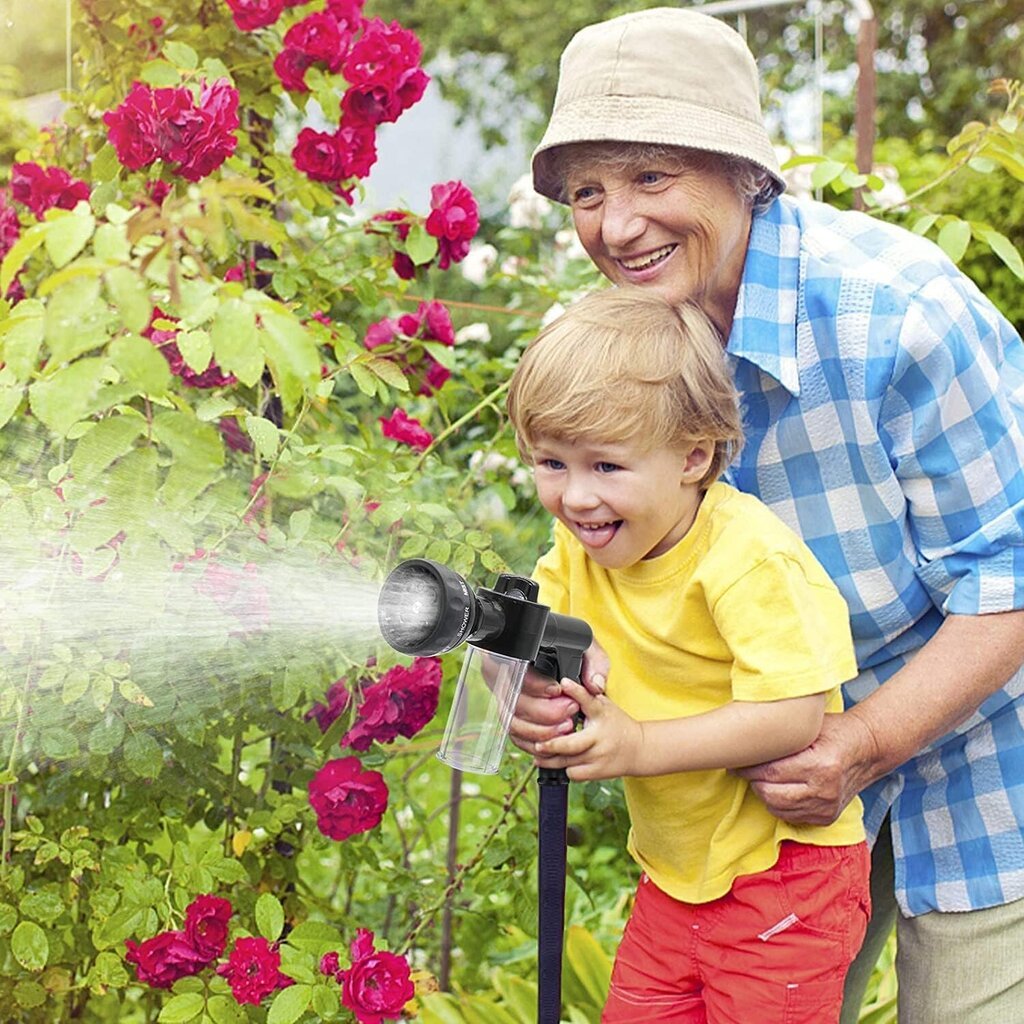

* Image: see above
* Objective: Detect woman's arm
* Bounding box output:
[533,678,826,782]
[736,609,1024,824]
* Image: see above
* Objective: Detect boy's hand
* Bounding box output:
[533,679,643,781]
[508,639,610,751]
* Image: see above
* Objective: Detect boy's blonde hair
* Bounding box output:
[507,287,743,486]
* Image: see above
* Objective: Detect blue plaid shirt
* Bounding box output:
[725,195,1024,916]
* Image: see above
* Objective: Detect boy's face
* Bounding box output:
[531,434,710,569]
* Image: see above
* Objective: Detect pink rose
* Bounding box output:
[183,894,232,962]
[379,408,433,451]
[224,0,285,31]
[0,190,20,260]
[10,162,90,219]
[103,80,239,183]
[124,931,207,989]
[306,678,352,733]
[340,19,429,126]
[273,48,314,93]
[334,121,377,179]
[341,658,441,751]
[292,128,347,182]
[308,757,388,841]
[284,12,351,72]
[217,936,293,1005]
[339,929,414,1024]
[325,0,365,31]
[425,180,479,269]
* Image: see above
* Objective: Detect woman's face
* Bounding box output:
[565,152,752,335]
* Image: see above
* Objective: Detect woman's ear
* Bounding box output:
[680,444,713,483]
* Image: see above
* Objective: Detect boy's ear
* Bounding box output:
[680,444,713,483]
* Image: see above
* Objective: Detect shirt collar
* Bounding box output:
[727,195,801,396]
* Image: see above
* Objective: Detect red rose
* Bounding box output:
[103,82,163,170]
[326,0,365,30]
[379,408,433,451]
[284,12,351,72]
[273,47,314,92]
[104,80,238,183]
[425,180,479,269]
[339,929,414,1024]
[335,122,377,179]
[341,658,441,751]
[342,18,422,88]
[306,678,352,732]
[124,931,207,989]
[0,190,20,260]
[292,128,347,182]
[224,0,285,31]
[183,894,232,962]
[308,756,388,841]
[217,936,293,1005]
[341,66,428,126]
[10,162,90,219]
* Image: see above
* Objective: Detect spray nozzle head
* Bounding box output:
[377,558,476,655]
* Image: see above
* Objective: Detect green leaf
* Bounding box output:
[0,221,46,295]
[809,159,846,190]
[972,224,1024,280]
[211,298,262,387]
[0,903,16,935]
[69,415,146,483]
[29,358,110,436]
[44,207,96,268]
[910,213,939,237]
[123,733,164,779]
[89,716,126,755]
[164,41,198,69]
[157,991,205,1023]
[284,921,341,953]
[177,329,213,374]
[11,920,48,971]
[367,356,410,391]
[0,299,44,381]
[244,415,280,461]
[109,332,172,395]
[91,144,122,186]
[259,305,321,414]
[44,276,111,363]
[349,362,377,397]
[936,218,971,263]
[139,59,181,87]
[207,995,246,1024]
[565,925,612,1007]
[406,223,439,266]
[39,728,80,760]
[152,411,225,472]
[255,892,284,942]
[14,980,46,1009]
[0,376,24,429]
[105,265,152,333]
[267,984,312,1024]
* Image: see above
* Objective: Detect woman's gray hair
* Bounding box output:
[550,141,783,213]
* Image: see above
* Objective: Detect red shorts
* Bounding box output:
[602,841,871,1024]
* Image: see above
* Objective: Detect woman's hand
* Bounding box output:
[533,679,643,781]
[507,638,610,751]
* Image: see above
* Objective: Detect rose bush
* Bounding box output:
[0,1,568,1022]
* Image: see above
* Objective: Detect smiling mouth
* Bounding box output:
[574,520,622,547]
[616,244,676,271]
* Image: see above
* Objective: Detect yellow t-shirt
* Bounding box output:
[533,481,865,903]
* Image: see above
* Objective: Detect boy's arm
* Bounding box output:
[534,678,825,782]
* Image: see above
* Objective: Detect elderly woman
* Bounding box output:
[510,8,1024,1024]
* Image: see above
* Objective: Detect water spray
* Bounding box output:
[378,558,592,1024]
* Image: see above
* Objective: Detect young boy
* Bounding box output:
[506,287,869,1024]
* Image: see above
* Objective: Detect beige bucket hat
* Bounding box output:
[532,7,785,203]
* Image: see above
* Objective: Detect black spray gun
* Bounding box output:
[377,558,592,1024]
